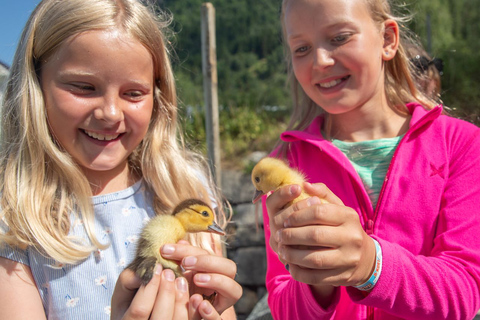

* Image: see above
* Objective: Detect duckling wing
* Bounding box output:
[127,215,185,284]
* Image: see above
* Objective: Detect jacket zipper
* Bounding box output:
[365,107,440,320]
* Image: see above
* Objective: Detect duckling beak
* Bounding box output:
[208,222,226,236]
[252,189,264,204]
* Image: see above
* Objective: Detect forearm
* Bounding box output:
[348,238,480,319]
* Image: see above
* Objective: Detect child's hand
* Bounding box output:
[266,182,376,288]
[160,241,242,317]
[111,261,234,320]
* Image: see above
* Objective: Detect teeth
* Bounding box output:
[84,130,120,141]
[318,78,342,88]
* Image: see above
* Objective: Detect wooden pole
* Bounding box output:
[201,2,221,188]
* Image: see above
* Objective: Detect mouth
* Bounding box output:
[207,222,226,236]
[252,189,265,204]
[316,76,349,89]
[82,129,123,141]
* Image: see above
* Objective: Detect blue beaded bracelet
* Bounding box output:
[353,238,382,291]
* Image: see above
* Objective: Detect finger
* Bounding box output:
[181,254,237,279]
[303,182,344,205]
[189,294,203,320]
[161,243,209,263]
[198,300,223,320]
[283,202,347,228]
[126,264,163,319]
[277,225,342,248]
[173,277,190,320]
[287,263,351,286]
[265,184,302,217]
[193,273,243,314]
[278,244,350,270]
[111,268,143,319]
[149,269,176,319]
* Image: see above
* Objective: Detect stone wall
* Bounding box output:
[221,167,270,320]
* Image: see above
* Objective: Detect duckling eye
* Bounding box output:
[201,211,209,217]
[255,177,260,183]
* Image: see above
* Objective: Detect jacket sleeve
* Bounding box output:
[348,129,480,320]
[262,199,341,320]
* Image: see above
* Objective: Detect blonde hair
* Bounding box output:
[0,0,228,264]
[277,0,440,154]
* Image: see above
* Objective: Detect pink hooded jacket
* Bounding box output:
[263,103,480,319]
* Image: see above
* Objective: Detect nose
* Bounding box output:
[94,93,125,123]
[313,47,334,69]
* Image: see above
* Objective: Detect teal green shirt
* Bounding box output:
[331,136,402,210]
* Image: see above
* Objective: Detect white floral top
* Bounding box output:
[0,180,156,319]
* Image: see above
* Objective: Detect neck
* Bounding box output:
[328,103,410,142]
[83,163,139,196]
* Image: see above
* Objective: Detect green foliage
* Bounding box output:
[404,0,480,122]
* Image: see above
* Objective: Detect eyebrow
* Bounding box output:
[287,20,357,40]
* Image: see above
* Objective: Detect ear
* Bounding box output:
[382,19,399,61]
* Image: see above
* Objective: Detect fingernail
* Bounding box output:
[275,230,281,242]
[195,273,211,283]
[176,277,188,292]
[307,197,321,206]
[164,269,175,281]
[289,185,299,195]
[202,301,213,315]
[278,246,285,259]
[183,256,197,268]
[155,264,163,275]
[161,244,175,255]
[191,295,202,309]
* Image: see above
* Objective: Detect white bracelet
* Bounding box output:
[353,238,382,291]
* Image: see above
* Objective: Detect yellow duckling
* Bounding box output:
[127,199,225,284]
[251,157,327,206]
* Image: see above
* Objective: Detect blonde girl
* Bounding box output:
[262,0,480,319]
[0,0,241,319]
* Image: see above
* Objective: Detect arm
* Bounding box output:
[348,132,480,319]
[0,257,46,320]
[264,182,381,320]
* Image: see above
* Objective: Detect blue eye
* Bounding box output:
[332,34,351,44]
[295,46,309,53]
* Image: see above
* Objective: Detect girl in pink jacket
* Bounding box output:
[261,0,480,319]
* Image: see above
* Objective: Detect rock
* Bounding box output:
[234,247,267,286]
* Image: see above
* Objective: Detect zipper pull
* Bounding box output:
[366,219,374,234]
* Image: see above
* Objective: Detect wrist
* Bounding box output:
[353,238,382,291]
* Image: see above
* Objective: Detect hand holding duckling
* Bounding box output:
[265,176,377,297]
[127,199,225,284]
[112,199,241,320]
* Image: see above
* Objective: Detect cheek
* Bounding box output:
[292,60,309,84]
[129,100,155,133]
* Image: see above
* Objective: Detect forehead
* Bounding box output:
[284,0,373,36]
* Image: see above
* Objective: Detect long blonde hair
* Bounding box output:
[0,0,228,264]
[277,0,441,154]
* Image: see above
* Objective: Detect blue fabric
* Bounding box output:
[0,180,156,319]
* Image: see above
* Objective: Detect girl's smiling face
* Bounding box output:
[41,29,155,188]
[285,0,393,116]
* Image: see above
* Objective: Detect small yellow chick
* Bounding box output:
[127,199,225,284]
[251,157,327,205]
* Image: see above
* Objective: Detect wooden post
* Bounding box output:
[201,2,221,188]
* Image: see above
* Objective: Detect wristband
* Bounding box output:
[353,238,382,291]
